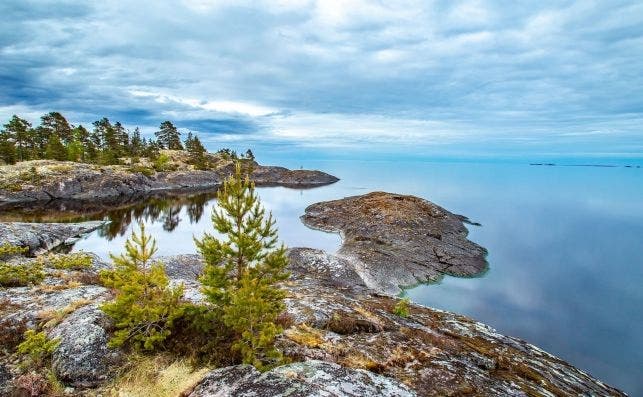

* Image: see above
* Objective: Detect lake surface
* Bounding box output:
[3,159,642,394]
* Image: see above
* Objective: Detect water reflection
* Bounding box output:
[0,191,216,240]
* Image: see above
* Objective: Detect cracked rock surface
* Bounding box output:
[189,360,415,397]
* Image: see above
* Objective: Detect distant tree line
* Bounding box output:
[0,112,247,169]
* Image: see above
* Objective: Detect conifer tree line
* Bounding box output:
[0,112,213,166]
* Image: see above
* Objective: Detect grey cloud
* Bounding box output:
[0,0,641,156]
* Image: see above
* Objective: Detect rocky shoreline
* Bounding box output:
[0,160,339,206]
[0,192,627,396]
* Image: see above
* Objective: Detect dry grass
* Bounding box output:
[284,324,325,348]
[38,298,92,330]
[340,352,383,372]
[35,280,82,292]
[106,354,210,397]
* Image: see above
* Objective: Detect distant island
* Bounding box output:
[0,112,338,207]
[530,162,640,168]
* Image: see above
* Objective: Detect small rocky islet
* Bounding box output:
[0,162,627,396]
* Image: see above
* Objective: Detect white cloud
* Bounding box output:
[128,90,277,117]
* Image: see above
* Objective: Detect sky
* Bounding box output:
[1,0,642,160]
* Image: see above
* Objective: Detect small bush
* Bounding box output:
[17,330,60,368]
[393,297,411,318]
[152,154,177,172]
[0,262,45,287]
[128,164,155,177]
[36,252,93,270]
[0,242,28,260]
[16,166,43,185]
[100,224,185,351]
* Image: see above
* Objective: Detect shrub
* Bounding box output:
[17,330,60,368]
[36,252,93,270]
[152,154,177,172]
[0,242,28,260]
[393,297,411,318]
[100,223,184,351]
[0,261,45,287]
[128,164,155,177]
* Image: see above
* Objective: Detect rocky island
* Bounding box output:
[0,189,626,396]
[0,156,338,206]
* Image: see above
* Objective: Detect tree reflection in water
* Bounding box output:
[0,191,217,240]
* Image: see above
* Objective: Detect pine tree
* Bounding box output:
[155,121,183,150]
[100,223,184,350]
[0,131,16,164]
[72,125,93,162]
[93,118,120,164]
[40,112,73,145]
[131,127,143,156]
[66,139,84,162]
[186,133,208,170]
[113,122,129,153]
[2,115,33,162]
[45,134,68,161]
[195,162,289,369]
[244,149,255,161]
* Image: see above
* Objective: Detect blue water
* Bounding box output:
[7,158,641,394]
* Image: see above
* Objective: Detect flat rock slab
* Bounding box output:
[252,166,339,188]
[189,360,415,397]
[301,191,487,294]
[0,221,106,254]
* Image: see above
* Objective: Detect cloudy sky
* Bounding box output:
[1,0,642,159]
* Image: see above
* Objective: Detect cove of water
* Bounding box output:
[2,159,641,394]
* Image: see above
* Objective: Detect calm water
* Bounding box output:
[3,159,642,394]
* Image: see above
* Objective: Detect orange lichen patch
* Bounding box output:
[284,324,325,348]
[340,352,383,373]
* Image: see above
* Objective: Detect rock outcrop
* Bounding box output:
[189,360,415,397]
[301,191,488,294]
[0,160,338,206]
[279,247,625,397]
[0,221,106,254]
[252,166,339,188]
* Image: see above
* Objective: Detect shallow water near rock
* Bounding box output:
[2,158,642,394]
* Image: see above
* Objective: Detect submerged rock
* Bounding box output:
[0,221,106,254]
[189,360,415,397]
[301,191,488,294]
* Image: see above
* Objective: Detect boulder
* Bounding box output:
[49,304,122,388]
